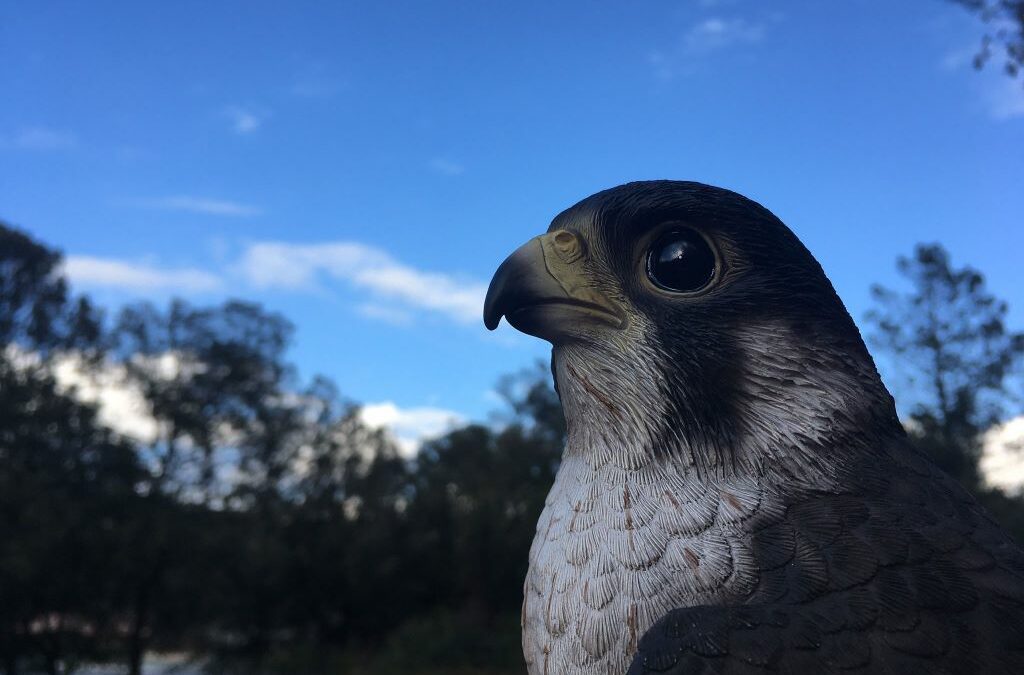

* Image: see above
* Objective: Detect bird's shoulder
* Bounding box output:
[628,442,1024,674]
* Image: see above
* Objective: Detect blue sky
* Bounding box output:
[2,0,1022,447]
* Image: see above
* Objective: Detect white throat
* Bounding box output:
[522,345,767,675]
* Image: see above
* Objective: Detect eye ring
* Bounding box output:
[645,227,718,294]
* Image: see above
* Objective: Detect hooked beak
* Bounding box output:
[483,230,626,343]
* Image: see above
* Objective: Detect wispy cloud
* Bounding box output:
[359,401,464,457]
[0,126,78,151]
[428,157,465,175]
[65,239,488,327]
[685,17,765,53]
[236,241,487,324]
[650,15,768,79]
[135,196,262,217]
[64,256,224,294]
[223,106,266,134]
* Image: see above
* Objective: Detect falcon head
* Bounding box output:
[484,181,900,473]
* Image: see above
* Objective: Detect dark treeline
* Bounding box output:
[1,223,1022,675]
[0,223,562,675]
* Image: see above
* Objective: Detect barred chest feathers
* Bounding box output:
[521,451,770,675]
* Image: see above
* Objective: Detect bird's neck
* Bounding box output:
[552,341,697,473]
[551,326,903,483]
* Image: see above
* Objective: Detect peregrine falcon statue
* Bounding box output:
[483,181,1024,674]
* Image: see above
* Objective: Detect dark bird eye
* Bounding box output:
[646,229,716,293]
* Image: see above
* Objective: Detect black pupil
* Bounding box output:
[647,229,716,292]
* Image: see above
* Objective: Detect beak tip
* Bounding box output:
[483,255,513,331]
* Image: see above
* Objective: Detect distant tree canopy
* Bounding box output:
[0,224,143,675]
[866,243,1024,540]
[952,0,1024,80]
[0,221,565,675]
[0,225,101,355]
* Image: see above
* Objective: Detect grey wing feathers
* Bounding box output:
[628,447,1024,675]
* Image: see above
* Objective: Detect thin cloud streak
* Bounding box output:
[64,256,224,294]
[136,196,262,217]
[236,241,487,324]
[64,240,488,326]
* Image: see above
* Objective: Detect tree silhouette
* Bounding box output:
[867,244,1024,489]
[0,222,143,675]
[867,243,1024,546]
[952,0,1024,81]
